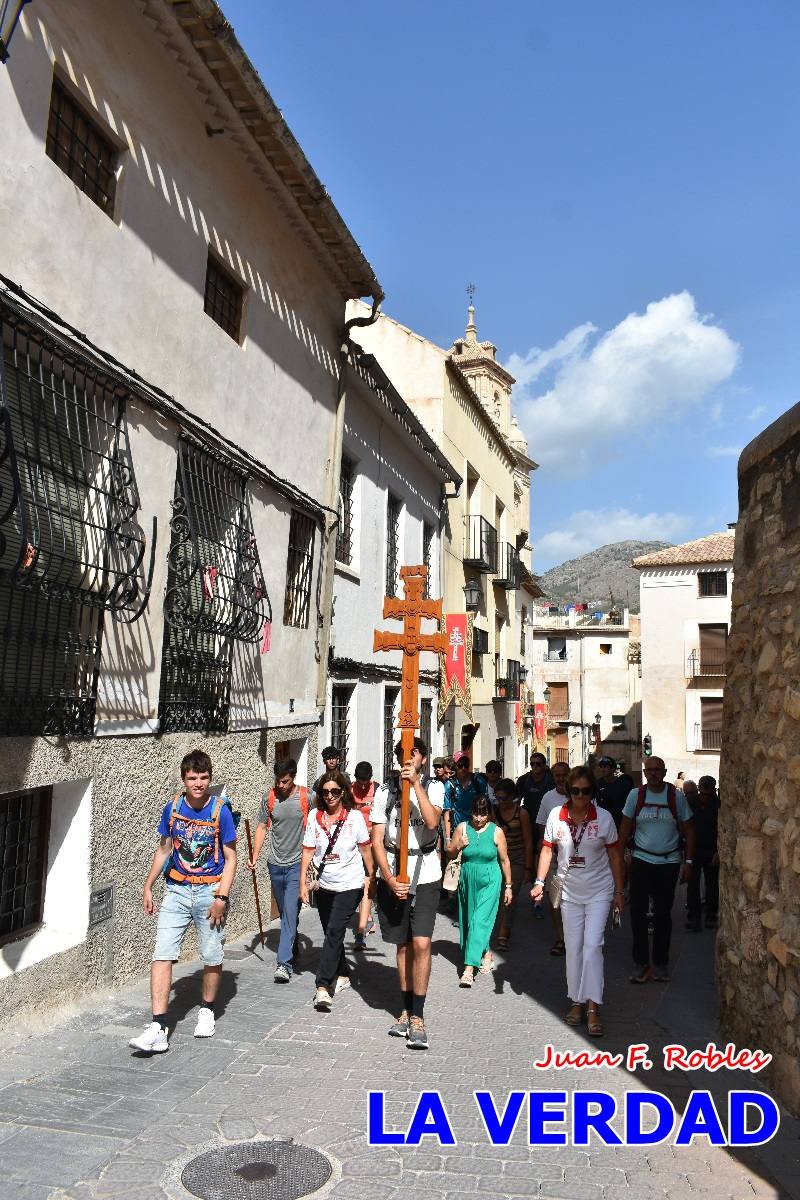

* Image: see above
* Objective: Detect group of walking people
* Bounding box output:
[129,741,715,1054]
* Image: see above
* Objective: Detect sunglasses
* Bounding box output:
[322,787,343,798]
[569,786,592,796]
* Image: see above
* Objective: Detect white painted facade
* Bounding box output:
[350,301,534,775]
[320,355,457,781]
[0,0,381,1013]
[638,561,732,783]
[525,607,641,772]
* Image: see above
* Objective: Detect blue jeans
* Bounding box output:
[268,860,301,972]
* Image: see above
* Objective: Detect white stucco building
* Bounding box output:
[0,0,381,1018]
[320,349,459,780]
[634,532,735,783]
[525,604,641,771]
[350,300,536,774]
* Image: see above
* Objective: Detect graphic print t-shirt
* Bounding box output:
[158,796,237,881]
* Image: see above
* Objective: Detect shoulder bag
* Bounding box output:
[442,822,468,892]
[306,813,346,905]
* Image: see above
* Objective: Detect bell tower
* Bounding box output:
[448,284,515,436]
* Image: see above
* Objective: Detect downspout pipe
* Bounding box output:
[315,295,383,710]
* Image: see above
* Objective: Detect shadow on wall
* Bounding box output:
[5,8,342,427]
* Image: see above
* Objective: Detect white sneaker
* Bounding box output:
[129,1022,169,1053]
[313,987,332,1011]
[334,975,351,994]
[193,1007,215,1038]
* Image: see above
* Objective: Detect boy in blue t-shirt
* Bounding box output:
[129,749,237,1053]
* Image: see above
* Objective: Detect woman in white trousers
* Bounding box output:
[531,766,624,1036]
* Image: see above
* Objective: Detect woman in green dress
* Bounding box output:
[448,794,513,986]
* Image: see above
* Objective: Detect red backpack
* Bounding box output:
[631,784,680,856]
[266,785,309,823]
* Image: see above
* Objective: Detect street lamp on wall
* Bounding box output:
[463,579,482,612]
[0,0,31,63]
[543,686,551,705]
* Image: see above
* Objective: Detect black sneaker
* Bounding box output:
[406,1017,429,1050]
[388,1011,410,1037]
[630,965,651,984]
[651,965,669,982]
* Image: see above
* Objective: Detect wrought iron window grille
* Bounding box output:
[386,494,400,598]
[0,786,52,945]
[331,684,353,774]
[383,685,399,779]
[46,78,118,218]
[204,252,244,342]
[283,509,315,629]
[336,456,354,565]
[422,522,434,600]
[0,309,154,737]
[159,437,271,734]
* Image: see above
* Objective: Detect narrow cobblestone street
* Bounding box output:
[0,893,797,1200]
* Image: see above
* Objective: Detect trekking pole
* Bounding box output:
[244,818,265,949]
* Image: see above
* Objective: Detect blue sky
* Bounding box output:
[222,1,800,570]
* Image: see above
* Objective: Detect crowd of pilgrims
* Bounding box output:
[129,743,720,1054]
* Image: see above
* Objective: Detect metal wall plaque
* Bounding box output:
[89,885,114,926]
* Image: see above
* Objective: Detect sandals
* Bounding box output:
[459,967,474,988]
[565,1003,583,1025]
[550,939,566,956]
[479,952,494,974]
[586,1005,603,1037]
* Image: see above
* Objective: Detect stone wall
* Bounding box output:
[0,722,318,1028]
[718,401,800,1113]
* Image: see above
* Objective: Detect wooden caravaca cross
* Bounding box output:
[373,564,447,884]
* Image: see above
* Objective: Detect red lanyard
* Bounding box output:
[566,816,589,855]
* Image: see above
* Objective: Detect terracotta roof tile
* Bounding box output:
[632,532,735,568]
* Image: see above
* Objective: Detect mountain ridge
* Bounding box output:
[536,540,672,612]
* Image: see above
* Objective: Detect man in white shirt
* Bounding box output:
[371,737,444,1051]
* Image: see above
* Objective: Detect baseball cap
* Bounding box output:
[597,756,615,767]
[453,751,469,765]
[432,757,446,768]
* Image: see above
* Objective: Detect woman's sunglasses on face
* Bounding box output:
[322,787,342,798]
[569,786,592,796]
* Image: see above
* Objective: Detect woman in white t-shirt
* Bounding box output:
[300,772,373,1012]
[531,766,624,1036]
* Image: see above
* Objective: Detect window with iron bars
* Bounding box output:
[204,252,244,342]
[0,306,151,736]
[336,456,355,565]
[420,697,433,757]
[283,510,316,629]
[0,786,52,945]
[331,685,353,775]
[159,437,270,733]
[422,522,434,599]
[698,570,727,597]
[46,77,118,218]
[383,686,400,779]
[386,494,401,598]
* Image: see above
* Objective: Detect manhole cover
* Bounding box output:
[181,1140,332,1200]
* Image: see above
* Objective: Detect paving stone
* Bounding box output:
[0,909,793,1200]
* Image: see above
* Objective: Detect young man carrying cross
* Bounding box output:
[371,737,445,1050]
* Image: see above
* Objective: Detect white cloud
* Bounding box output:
[534,508,692,568]
[509,292,739,476]
[707,445,743,458]
[748,404,766,421]
[505,322,596,387]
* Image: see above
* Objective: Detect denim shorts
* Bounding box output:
[153,882,226,966]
